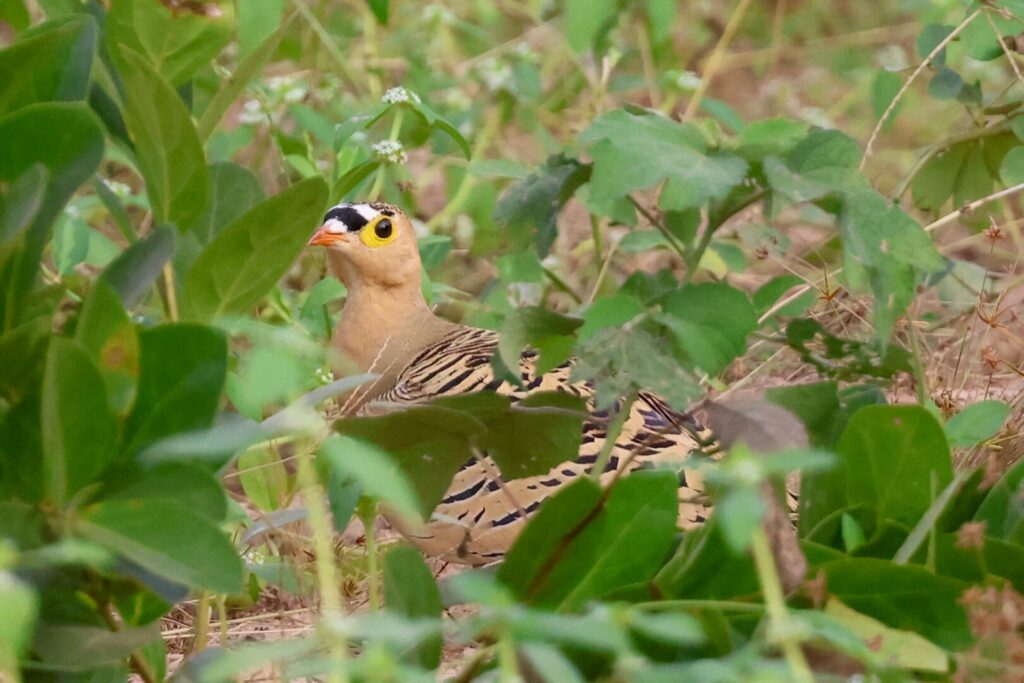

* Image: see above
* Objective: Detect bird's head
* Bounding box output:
[307,201,420,288]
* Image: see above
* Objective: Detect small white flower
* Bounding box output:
[382,86,421,105]
[238,98,264,124]
[315,367,335,384]
[371,139,408,165]
[424,4,455,24]
[476,58,513,92]
[103,179,132,199]
[672,70,701,92]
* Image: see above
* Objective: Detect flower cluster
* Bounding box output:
[381,86,421,105]
[372,139,409,165]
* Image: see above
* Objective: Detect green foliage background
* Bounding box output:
[0,0,1022,681]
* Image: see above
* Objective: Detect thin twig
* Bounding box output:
[923,181,1024,233]
[683,0,755,120]
[986,7,1024,93]
[628,195,688,261]
[860,8,981,170]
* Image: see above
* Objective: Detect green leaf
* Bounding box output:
[630,611,705,647]
[238,445,289,512]
[401,99,471,159]
[499,306,582,376]
[581,109,747,211]
[0,316,48,404]
[0,164,46,250]
[124,324,227,456]
[841,513,865,552]
[752,274,813,320]
[118,47,208,230]
[437,392,586,480]
[42,338,118,506]
[1000,146,1024,185]
[186,163,265,243]
[332,159,381,201]
[76,499,243,594]
[320,436,422,522]
[917,24,953,68]
[182,176,327,322]
[716,487,764,552]
[383,546,442,669]
[577,293,645,342]
[838,189,944,343]
[298,277,345,339]
[928,68,964,100]
[0,14,97,118]
[911,142,970,211]
[737,118,808,160]
[520,642,585,683]
[618,229,671,253]
[104,462,227,522]
[32,622,161,671]
[494,155,588,256]
[238,0,284,57]
[365,0,389,24]
[197,12,296,142]
[660,283,757,376]
[0,103,103,331]
[870,70,902,124]
[573,321,702,410]
[945,400,1010,448]
[0,572,37,679]
[564,0,614,52]
[765,381,844,448]
[100,225,176,309]
[823,558,971,650]
[106,0,231,85]
[974,459,1024,541]
[75,279,138,415]
[499,470,679,610]
[333,401,506,517]
[817,599,949,673]
[839,405,953,527]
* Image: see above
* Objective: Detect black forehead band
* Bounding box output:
[323,206,369,231]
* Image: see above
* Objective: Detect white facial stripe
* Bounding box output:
[325,218,346,234]
[352,204,380,221]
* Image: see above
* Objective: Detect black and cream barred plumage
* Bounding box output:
[309,202,717,565]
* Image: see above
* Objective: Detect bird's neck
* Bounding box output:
[332,278,453,379]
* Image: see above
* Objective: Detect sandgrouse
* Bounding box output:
[308,201,714,565]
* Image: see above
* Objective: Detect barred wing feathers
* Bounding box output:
[362,326,715,565]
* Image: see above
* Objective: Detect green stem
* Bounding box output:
[589,214,604,263]
[627,196,688,262]
[296,442,348,683]
[389,107,405,142]
[589,392,636,482]
[497,629,521,683]
[192,591,210,653]
[425,106,502,230]
[367,165,386,201]
[634,599,765,613]
[750,529,813,683]
[686,224,716,283]
[359,500,380,611]
[541,266,582,305]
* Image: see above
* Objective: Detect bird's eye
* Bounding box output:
[359,216,399,248]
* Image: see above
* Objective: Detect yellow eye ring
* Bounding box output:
[359,215,397,248]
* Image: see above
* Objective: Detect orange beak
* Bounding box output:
[307,225,349,247]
